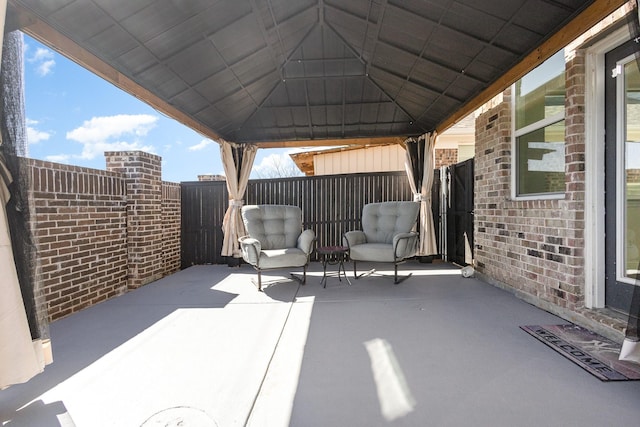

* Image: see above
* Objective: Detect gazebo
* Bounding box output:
[0,0,633,391]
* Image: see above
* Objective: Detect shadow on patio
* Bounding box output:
[2,261,640,426]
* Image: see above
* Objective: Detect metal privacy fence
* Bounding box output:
[181,171,416,267]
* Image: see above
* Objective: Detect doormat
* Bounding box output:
[520,324,640,381]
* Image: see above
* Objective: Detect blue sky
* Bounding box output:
[22,34,301,183]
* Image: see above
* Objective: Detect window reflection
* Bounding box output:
[625,60,640,279]
[516,121,565,195]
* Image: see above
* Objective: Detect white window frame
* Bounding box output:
[511,52,566,200]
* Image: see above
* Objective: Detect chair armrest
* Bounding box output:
[393,232,418,260]
[343,230,366,248]
[239,236,261,266]
[297,229,316,255]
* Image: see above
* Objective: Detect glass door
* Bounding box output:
[605,40,640,315]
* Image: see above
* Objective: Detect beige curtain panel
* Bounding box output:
[220,140,257,258]
[0,155,50,389]
[404,132,438,256]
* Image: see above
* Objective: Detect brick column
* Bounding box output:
[105,151,163,289]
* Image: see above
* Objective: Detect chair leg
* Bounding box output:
[258,271,263,292]
[393,261,412,284]
[394,263,399,285]
[302,265,307,285]
[353,261,358,279]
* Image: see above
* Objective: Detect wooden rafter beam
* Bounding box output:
[435,0,630,134]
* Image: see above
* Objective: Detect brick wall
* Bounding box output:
[25,151,181,321]
[474,55,586,313]
[435,148,458,168]
[26,159,128,320]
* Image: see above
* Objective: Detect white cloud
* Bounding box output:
[27,126,51,144]
[37,60,56,77]
[46,154,71,164]
[27,46,56,76]
[188,139,214,151]
[31,47,54,62]
[66,114,158,160]
[26,119,51,144]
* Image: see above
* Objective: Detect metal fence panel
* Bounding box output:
[181,172,414,266]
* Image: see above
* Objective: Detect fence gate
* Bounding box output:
[181,181,229,266]
[440,158,474,266]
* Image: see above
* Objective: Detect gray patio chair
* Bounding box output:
[239,205,315,291]
[343,201,420,284]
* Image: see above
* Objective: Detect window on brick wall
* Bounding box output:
[512,50,566,198]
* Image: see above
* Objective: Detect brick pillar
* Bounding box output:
[105,151,163,289]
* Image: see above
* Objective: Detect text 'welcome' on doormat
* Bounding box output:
[521,324,640,381]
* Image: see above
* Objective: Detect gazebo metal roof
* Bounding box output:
[6,0,627,147]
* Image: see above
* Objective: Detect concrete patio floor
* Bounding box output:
[2,261,640,426]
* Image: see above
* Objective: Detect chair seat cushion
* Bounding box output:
[349,243,395,263]
[259,248,309,269]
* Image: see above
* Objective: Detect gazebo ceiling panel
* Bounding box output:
[136,64,187,100]
[377,6,434,53]
[208,16,267,65]
[87,24,139,60]
[513,0,582,32]
[265,81,299,107]
[215,95,256,126]
[49,1,111,41]
[265,0,316,24]
[324,0,378,21]
[230,49,278,87]
[265,7,319,58]
[142,13,226,61]
[243,71,280,104]
[114,45,157,77]
[118,1,204,44]
[492,23,544,54]
[454,0,526,21]
[93,0,155,22]
[371,42,419,78]
[10,0,610,145]
[440,2,510,42]
[167,39,227,86]
[410,57,477,92]
[321,9,367,49]
[428,26,491,64]
[171,89,210,116]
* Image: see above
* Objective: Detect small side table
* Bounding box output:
[317,246,352,288]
